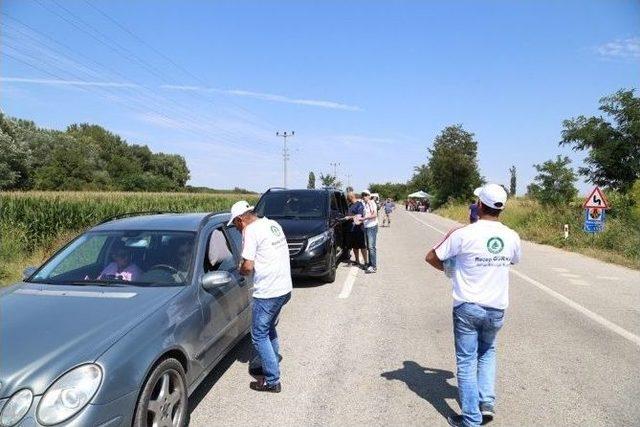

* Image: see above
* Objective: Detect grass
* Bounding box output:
[0,191,258,285]
[436,198,640,270]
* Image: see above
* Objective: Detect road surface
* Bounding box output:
[189,209,640,426]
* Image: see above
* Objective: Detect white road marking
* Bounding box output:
[597,276,621,281]
[405,210,640,348]
[568,278,590,286]
[552,267,570,273]
[560,273,581,278]
[512,270,640,347]
[407,211,447,234]
[339,266,360,299]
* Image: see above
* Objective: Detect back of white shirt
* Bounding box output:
[241,217,293,299]
[363,200,378,228]
[434,220,521,309]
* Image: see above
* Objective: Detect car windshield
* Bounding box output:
[29,230,196,287]
[255,191,327,219]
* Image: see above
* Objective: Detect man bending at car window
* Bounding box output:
[230,200,292,394]
[98,245,142,282]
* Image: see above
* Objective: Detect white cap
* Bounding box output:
[473,183,507,210]
[362,190,371,196]
[227,200,254,226]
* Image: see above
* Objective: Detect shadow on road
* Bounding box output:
[381,361,457,419]
[292,277,327,288]
[188,334,252,414]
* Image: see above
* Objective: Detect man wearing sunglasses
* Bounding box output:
[229,201,292,393]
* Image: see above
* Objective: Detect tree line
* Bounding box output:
[369,89,640,210]
[0,115,191,192]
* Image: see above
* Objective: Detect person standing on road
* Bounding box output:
[362,190,379,274]
[425,184,522,427]
[382,198,395,227]
[230,201,293,393]
[346,192,368,268]
[469,201,479,223]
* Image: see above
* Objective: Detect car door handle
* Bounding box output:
[237,276,247,286]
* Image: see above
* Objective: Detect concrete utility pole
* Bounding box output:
[276,131,294,188]
[330,162,340,178]
[346,174,352,188]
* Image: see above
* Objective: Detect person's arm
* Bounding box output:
[425,249,444,271]
[239,259,254,275]
[239,225,257,276]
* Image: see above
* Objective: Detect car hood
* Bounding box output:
[272,218,327,240]
[0,282,184,398]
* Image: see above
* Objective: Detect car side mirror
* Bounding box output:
[22,266,37,281]
[201,271,233,291]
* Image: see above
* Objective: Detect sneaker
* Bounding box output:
[446,415,464,427]
[365,266,376,274]
[250,381,281,393]
[480,404,495,423]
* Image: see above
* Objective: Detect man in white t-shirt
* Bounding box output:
[229,201,293,393]
[425,184,522,427]
[362,190,379,273]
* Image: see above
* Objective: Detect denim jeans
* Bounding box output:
[251,292,291,386]
[364,225,378,268]
[453,303,505,427]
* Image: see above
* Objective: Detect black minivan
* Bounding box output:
[254,188,349,283]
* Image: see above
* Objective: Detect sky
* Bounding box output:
[1,0,639,194]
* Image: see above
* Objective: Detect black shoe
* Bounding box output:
[480,404,495,424]
[250,381,281,393]
[447,415,464,427]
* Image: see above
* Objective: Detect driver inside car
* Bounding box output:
[98,245,143,282]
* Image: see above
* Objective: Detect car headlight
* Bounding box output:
[37,364,102,425]
[307,231,331,252]
[0,389,33,427]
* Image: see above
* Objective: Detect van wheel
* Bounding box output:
[322,247,337,283]
[133,358,189,427]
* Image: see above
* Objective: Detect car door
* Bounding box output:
[330,191,346,258]
[195,224,248,367]
[224,225,252,330]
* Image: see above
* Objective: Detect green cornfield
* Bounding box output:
[0,191,259,284]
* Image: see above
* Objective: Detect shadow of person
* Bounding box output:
[381,361,458,419]
[188,334,252,414]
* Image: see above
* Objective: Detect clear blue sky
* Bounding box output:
[1,0,638,194]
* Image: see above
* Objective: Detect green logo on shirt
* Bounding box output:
[487,237,504,254]
[271,225,281,237]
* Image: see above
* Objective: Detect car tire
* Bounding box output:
[322,247,337,283]
[133,358,189,427]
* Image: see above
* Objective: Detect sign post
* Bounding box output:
[582,187,609,234]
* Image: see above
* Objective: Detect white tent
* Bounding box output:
[407,190,431,199]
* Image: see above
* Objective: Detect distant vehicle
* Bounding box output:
[254,188,349,283]
[0,212,251,427]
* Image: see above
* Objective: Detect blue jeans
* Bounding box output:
[453,303,505,427]
[364,225,378,268]
[251,292,291,386]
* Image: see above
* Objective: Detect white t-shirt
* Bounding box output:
[242,217,293,299]
[363,200,378,228]
[434,219,522,310]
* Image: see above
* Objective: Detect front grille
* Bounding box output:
[288,240,305,256]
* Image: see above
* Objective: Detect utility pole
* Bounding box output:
[330,162,340,178]
[276,131,294,188]
[346,174,352,188]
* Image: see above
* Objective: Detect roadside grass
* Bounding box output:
[436,198,640,270]
[0,191,258,285]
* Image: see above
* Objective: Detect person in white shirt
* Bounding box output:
[229,201,293,393]
[361,190,379,273]
[425,184,522,427]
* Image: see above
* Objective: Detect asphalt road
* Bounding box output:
[189,209,640,426]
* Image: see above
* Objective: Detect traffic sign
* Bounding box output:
[582,186,610,209]
[583,208,605,233]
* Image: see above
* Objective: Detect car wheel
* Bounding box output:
[322,247,337,283]
[133,358,189,427]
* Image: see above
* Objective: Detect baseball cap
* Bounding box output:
[227,200,254,226]
[362,190,371,196]
[473,183,507,210]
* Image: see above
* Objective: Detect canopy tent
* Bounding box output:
[407,190,432,199]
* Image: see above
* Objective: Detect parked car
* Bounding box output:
[254,188,349,283]
[0,212,251,427]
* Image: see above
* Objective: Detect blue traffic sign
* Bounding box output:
[583,208,605,233]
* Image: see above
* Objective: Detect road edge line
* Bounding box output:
[338,266,359,299]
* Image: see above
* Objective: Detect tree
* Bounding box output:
[307,171,316,189]
[319,173,341,189]
[407,164,433,194]
[369,182,408,200]
[509,165,517,197]
[560,89,640,192]
[427,125,483,206]
[527,156,578,206]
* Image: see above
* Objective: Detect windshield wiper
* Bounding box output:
[64,281,132,287]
